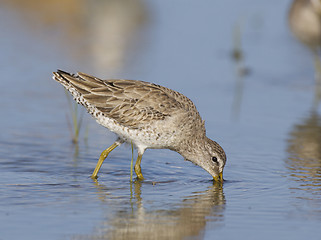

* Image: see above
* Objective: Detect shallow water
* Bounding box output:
[1,0,321,239]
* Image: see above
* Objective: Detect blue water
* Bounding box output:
[1,0,321,239]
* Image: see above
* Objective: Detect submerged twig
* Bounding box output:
[64,89,85,143]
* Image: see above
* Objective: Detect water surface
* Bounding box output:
[1,0,321,239]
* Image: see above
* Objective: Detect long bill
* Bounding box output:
[213,172,223,182]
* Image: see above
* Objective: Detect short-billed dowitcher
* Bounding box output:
[289,0,321,106]
[289,0,321,51]
[53,70,226,181]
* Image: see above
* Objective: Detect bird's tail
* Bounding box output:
[52,70,82,100]
[52,69,109,113]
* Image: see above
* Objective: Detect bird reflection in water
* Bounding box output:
[286,112,321,193]
[80,181,225,240]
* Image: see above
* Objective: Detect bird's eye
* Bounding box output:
[212,156,218,163]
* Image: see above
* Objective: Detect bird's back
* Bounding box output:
[53,70,203,132]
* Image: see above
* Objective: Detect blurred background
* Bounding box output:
[1,0,321,239]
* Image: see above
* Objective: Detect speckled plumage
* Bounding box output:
[53,70,226,180]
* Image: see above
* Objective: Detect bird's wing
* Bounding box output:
[53,70,195,129]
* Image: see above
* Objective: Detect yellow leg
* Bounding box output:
[91,142,119,179]
[130,141,134,182]
[134,153,144,180]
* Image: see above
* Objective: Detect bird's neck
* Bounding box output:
[176,135,207,163]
